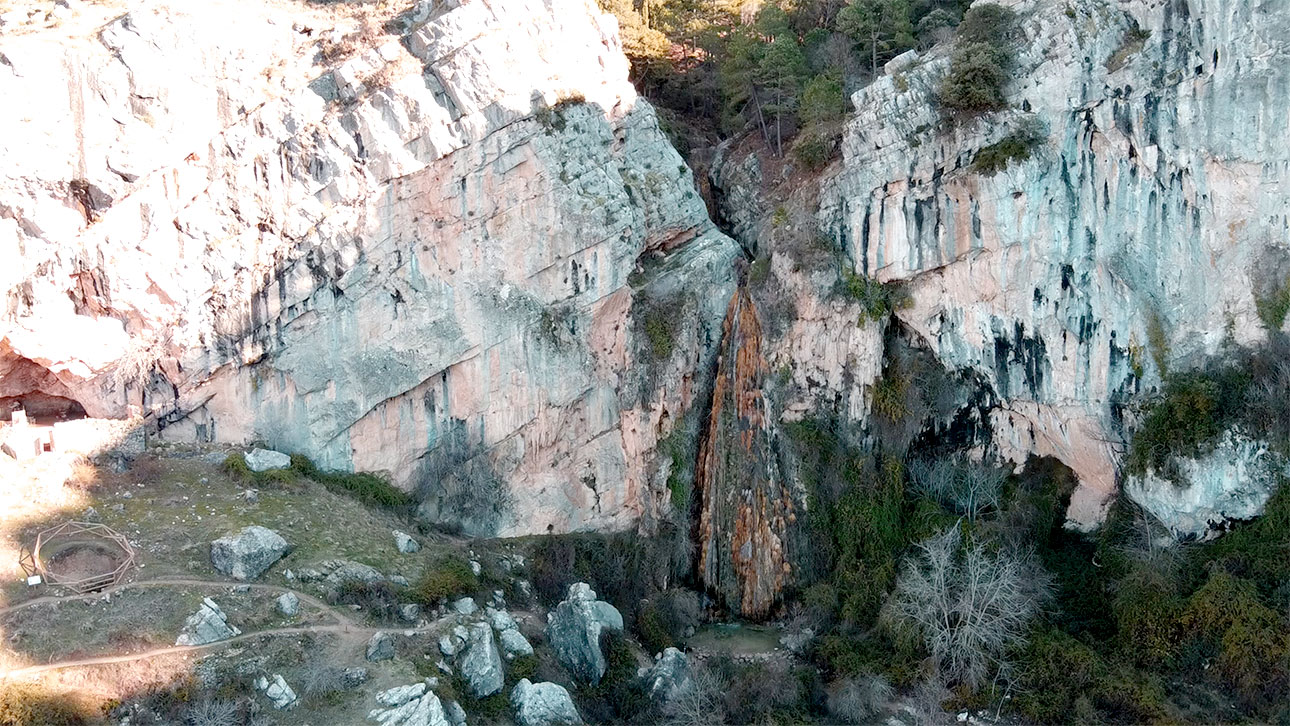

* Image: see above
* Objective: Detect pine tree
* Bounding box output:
[756,36,808,155]
[837,0,915,77]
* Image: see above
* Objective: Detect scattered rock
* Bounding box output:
[244,448,291,472]
[277,592,300,617]
[176,598,241,645]
[256,674,297,709]
[640,647,693,703]
[460,622,504,697]
[486,606,518,632]
[210,526,289,580]
[243,489,259,504]
[391,574,410,587]
[394,530,421,553]
[367,683,449,726]
[325,560,386,586]
[367,631,396,662]
[469,560,482,576]
[511,679,583,726]
[500,628,534,659]
[779,627,814,654]
[884,48,920,76]
[436,659,453,675]
[343,667,370,688]
[296,568,324,582]
[452,597,478,615]
[400,603,423,622]
[445,700,467,726]
[439,633,460,657]
[545,583,623,683]
[377,683,426,707]
[491,590,506,607]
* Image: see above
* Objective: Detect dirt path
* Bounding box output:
[0,621,429,679]
[0,577,434,678]
[0,577,351,625]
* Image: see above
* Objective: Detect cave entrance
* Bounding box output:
[2,393,88,426]
[0,353,94,459]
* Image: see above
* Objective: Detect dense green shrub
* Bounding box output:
[1204,479,1290,597]
[527,525,690,611]
[331,579,401,620]
[939,42,1009,116]
[1013,627,1171,724]
[939,4,1017,118]
[291,454,411,510]
[971,118,1045,175]
[792,131,837,170]
[835,268,907,322]
[576,632,655,724]
[1125,367,1250,480]
[1256,275,1290,331]
[1180,569,1290,707]
[412,555,479,604]
[1110,566,1184,669]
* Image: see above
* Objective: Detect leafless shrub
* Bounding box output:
[414,419,513,537]
[663,662,728,726]
[299,664,348,701]
[908,457,1005,521]
[183,698,238,726]
[886,525,1050,689]
[906,677,955,726]
[111,329,172,391]
[827,673,894,723]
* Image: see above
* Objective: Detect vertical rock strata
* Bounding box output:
[0,0,738,535]
[819,0,1290,527]
[696,284,794,618]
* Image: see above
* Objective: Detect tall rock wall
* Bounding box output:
[820,0,1290,526]
[0,0,738,535]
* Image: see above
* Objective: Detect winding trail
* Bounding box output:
[0,576,436,679]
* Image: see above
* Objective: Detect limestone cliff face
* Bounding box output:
[0,0,737,535]
[819,0,1290,527]
[695,283,795,618]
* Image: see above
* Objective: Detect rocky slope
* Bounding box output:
[811,0,1290,528]
[0,0,738,536]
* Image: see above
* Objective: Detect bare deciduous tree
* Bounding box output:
[908,457,1005,521]
[827,673,894,723]
[663,662,728,726]
[887,525,1049,689]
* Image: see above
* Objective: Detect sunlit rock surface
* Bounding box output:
[0,0,738,535]
[1126,431,1287,540]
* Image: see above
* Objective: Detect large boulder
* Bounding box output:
[460,622,504,697]
[640,647,693,704]
[210,526,289,580]
[500,628,534,659]
[256,674,298,710]
[511,679,582,726]
[276,592,300,616]
[324,559,386,586]
[1126,431,1288,540]
[367,632,396,662]
[394,530,421,553]
[176,598,241,645]
[368,682,450,726]
[244,448,291,472]
[545,583,623,683]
